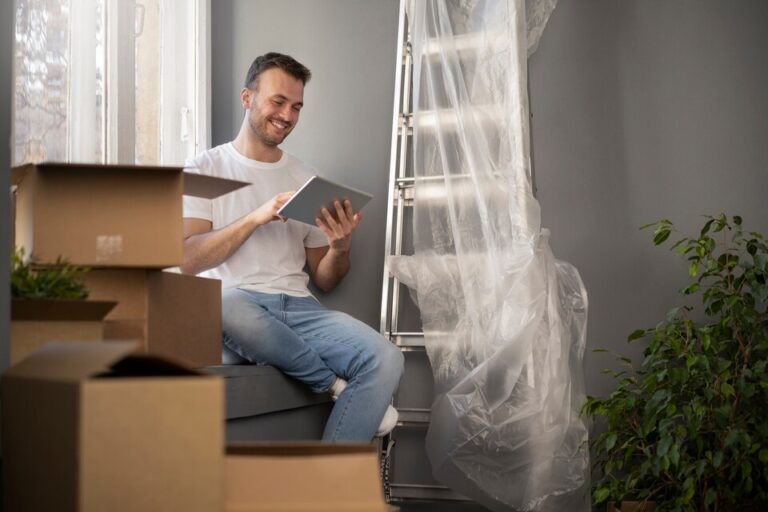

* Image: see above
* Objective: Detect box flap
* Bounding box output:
[183,170,249,199]
[11,298,117,321]
[4,341,138,381]
[10,163,34,185]
[225,442,390,511]
[11,161,248,200]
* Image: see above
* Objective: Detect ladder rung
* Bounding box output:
[390,332,426,348]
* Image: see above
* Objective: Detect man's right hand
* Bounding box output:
[250,191,295,226]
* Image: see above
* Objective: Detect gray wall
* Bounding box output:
[211,0,399,327]
[529,0,768,397]
[213,0,768,399]
[1,0,14,372]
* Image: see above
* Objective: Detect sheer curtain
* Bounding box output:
[388,1,590,510]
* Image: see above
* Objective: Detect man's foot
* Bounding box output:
[329,377,399,437]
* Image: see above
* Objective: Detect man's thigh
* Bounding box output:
[284,296,391,378]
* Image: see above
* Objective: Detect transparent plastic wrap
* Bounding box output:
[387,1,589,510]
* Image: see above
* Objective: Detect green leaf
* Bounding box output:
[654,229,671,245]
[657,436,673,456]
[605,433,617,451]
[594,487,611,504]
[733,215,742,226]
[627,329,646,342]
[689,261,699,277]
[759,449,768,463]
[721,381,735,397]
[705,488,718,507]
[712,451,724,468]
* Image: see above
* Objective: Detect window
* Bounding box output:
[13,0,210,166]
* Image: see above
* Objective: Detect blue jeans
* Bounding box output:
[221,288,404,441]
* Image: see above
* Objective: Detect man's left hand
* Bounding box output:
[315,199,362,252]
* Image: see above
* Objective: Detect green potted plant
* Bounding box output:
[10,248,115,364]
[583,214,768,511]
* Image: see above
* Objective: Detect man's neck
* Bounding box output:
[231,130,282,163]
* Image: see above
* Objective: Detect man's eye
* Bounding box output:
[292,106,302,112]
[273,100,283,106]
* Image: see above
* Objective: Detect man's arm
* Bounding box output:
[306,199,362,292]
[181,191,294,275]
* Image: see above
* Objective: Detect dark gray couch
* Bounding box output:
[204,347,332,441]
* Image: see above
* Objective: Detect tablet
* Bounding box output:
[277,175,373,226]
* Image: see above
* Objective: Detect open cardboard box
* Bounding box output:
[1,341,224,512]
[84,269,222,368]
[12,162,247,267]
[10,298,116,365]
[226,443,399,511]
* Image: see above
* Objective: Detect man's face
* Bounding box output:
[245,68,304,147]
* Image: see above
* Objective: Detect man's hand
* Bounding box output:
[250,191,295,226]
[315,199,362,252]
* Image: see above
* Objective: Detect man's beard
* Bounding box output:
[249,114,290,147]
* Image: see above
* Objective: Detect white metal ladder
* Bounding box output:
[378,0,469,503]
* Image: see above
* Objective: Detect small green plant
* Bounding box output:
[11,248,89,300]
[583,214,768,511]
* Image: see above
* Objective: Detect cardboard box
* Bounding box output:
[85,269,222,368]
[1,341,224,512]
[225,443,397,511]
[12,162,247,267]
[10,298,116,365]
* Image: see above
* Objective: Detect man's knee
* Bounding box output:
[375,340,405,378]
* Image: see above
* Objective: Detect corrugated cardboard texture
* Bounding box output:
[10,298,117,365]
[1,342,224,512]
[12,162,248,267]
[10,321,103,365]
[80,378,223,512]
[85,270,221,368]
[21,165,182,267]
[225,443,391,512]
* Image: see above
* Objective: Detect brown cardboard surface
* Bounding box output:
[85,270,222,368]
[11,298,116,321]
[10,298,117,365]
[225,443,392,512]
[12,162,247,267]
[1,341,224,512]
[10,321,103,366]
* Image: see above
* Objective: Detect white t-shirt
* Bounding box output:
[183,143,328,296]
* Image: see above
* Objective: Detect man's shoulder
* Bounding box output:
[186,143,233,174]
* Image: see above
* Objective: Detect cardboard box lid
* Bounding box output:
[11,298,117,321]
[225,443,391,512]
[11,162,248,200]
[3,340,200,382]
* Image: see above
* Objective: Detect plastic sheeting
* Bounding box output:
[387,1,590,510]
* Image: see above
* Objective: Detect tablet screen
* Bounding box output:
[277,175,373,226]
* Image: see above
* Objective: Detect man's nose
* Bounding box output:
[278,106,297,123]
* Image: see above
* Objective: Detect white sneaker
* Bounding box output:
[329,377,399,437]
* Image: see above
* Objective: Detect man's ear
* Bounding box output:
[240,88,251,110]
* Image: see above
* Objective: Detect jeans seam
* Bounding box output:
[330,381,354,440]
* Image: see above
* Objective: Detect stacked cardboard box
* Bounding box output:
[225,443,398,511]
[11,162,246,367]
[10,297,116,365]
[2,342,224,512]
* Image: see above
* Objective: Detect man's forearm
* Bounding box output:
[313,247,351,292]
[181,214,260,275]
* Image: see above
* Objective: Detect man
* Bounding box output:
[181,52,403,441]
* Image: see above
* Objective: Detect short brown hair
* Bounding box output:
[244,52,312,89]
